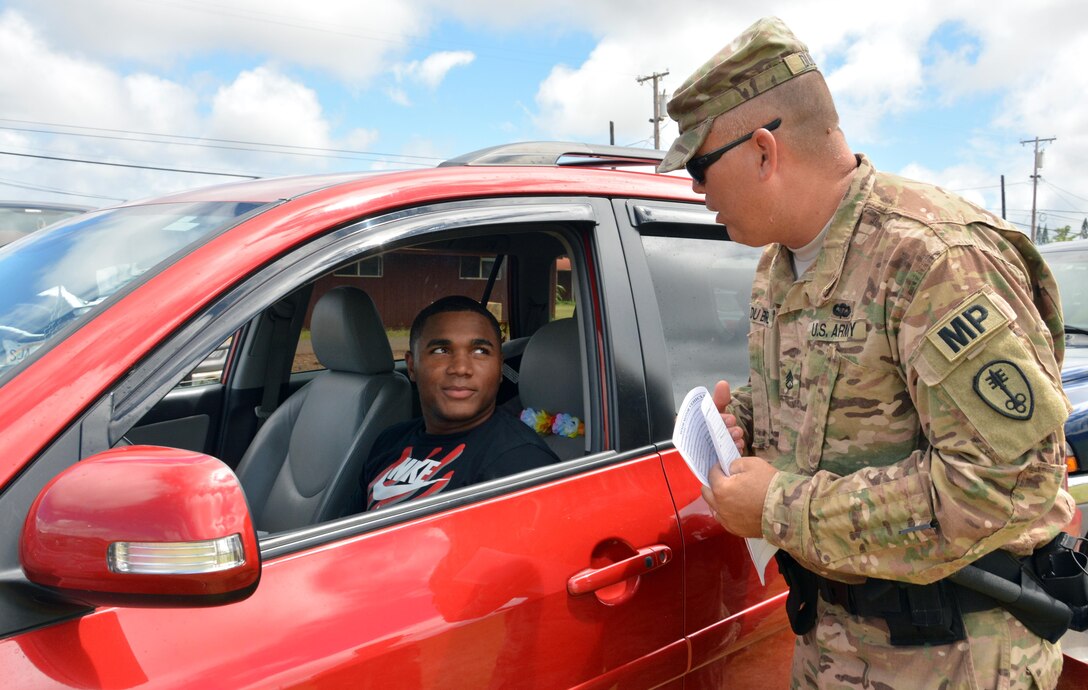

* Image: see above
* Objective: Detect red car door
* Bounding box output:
[5,453,686,689]
[615,199,796,685]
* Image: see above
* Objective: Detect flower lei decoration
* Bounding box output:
[520,407,585,438]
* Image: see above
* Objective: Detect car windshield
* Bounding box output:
[0,201,269,381]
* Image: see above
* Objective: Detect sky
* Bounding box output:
[1,0,1087,239]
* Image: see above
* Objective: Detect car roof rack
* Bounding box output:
[439,142,665,168]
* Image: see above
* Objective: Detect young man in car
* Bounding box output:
[659,16,1074,690]
[359,295,558,511]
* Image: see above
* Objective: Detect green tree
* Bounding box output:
[1081,218,1087,239]
[1053,224,1075,242]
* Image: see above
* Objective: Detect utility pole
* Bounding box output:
[1020,135,1056,243]
[1000,174,1006,220]
[637,70,669,149]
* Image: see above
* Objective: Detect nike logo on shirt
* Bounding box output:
[371,475,444,500]
[368,444,463,508]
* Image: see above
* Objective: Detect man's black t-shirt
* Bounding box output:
[361,411,560,510]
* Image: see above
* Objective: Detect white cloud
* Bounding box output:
[2,0,1087,218]
[386,87,412,107]
[209,66,330,147]
[344,127,380,151]
[397,51,476,89]
[0,9,383,202]
[516,0,1088,223]
[7,0,431,86]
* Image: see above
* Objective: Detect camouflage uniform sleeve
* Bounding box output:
[762,240,1075,584]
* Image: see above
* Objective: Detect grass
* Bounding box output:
[555,300,576,319]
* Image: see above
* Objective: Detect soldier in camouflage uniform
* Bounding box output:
[659,16,1076,689]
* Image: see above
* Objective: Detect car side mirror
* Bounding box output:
[20,445,260,607]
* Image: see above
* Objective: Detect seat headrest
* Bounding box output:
[518,318,583,416]
[311,286,394,375]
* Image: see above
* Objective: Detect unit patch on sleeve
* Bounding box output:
[924,289,1009,362]
[973,359,1034,420]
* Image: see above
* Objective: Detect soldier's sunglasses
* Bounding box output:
[685,118,782,185]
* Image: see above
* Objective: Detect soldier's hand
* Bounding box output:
[700,456,777,538]
[712,379,746,455]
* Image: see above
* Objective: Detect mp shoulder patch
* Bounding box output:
[972,359,1033,420]
[925,289,1009,363]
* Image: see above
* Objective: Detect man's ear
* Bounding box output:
[404,350,416,382]
[753,127,778,181]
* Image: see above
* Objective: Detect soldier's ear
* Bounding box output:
[405,350,416,382]
[754,128,778,181]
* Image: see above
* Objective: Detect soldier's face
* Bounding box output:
[691,117,776,248]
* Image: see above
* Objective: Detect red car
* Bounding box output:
[1,144,1085,688]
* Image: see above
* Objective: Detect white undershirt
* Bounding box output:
[789,219,832,279]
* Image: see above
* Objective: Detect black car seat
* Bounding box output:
[515,318,586,460]
[236,286,411,532]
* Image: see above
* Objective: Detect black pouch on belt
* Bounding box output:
[775,550,819,635]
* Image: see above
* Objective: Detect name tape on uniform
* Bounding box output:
[925,290,1008,363]
[808,319,865,342]
[750,305,774,326]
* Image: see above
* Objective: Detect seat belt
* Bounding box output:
[480,254,506,306]
[481,254,514,384]
[255,299,296,427]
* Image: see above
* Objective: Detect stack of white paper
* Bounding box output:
[672,386,779,585]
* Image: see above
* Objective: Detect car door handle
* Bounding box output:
[566,545,673,596]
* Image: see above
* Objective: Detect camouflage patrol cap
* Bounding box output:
[657,16,818,173]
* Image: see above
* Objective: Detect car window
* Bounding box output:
[178,335,233,387]
[102,206,596,537]
[0,201,269,384]
[639,233,762,410]
[291,249,574,372]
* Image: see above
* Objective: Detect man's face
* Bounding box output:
[406,310,502,436]
[690,119,772,248]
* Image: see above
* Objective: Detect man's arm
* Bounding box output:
[762,243,1074,584]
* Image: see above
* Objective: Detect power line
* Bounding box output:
[0,176,124,202]
[950,181,1031,192]
[0,117,441,165]
[1042,179,1088,205]
[1007,208,1088,215]
[0,150,259,179]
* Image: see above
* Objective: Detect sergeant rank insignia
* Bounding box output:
[972,359,1034,420]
